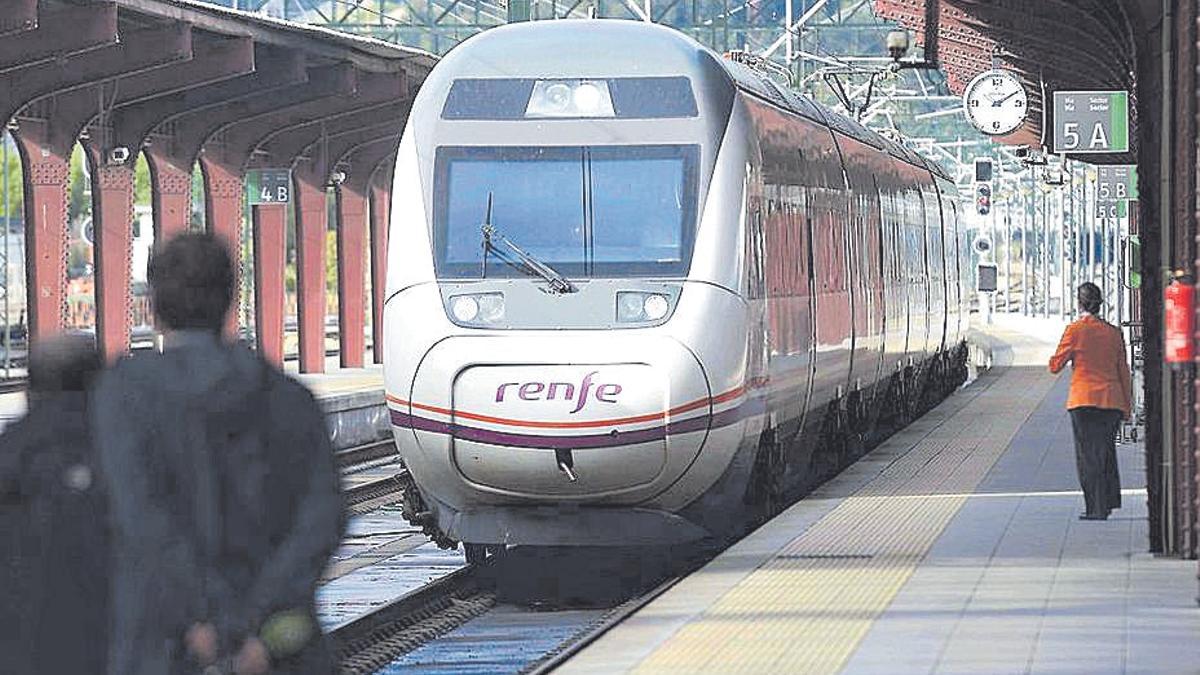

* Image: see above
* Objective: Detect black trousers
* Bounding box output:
[1069,407,1123,516]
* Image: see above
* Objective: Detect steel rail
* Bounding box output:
[331,561,495,675]
[523,572,687,675]
[336,438,396,468]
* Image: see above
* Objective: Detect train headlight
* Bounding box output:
[449,293,505,325]
[526,79,615,118]
[616,292,672,323]
[572,82,603,111]
[643,294,670,320]
[451,296,479,322]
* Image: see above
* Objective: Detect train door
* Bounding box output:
[863,177,886,401]
[960,200,971,338]
[906,186,929,368]
[762,181,814,441]
[925,183,948,356]
[746,178,769,388]
[878,177,906,377]
[845,177,884,408]
[828,132,883,406]
[944,188,963,347]
[810,185,852,408]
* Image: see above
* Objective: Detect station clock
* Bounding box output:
[962,69,1027,136]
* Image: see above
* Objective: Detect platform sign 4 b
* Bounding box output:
[247,168,291,205]
[1052,91,1129,154]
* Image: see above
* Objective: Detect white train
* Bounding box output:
[383,20,970,560]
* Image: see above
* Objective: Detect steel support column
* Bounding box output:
[369,172,391,365]
[335,184,366,368]
[82,142,135,361]
[253,204,287,365]
[145,152,194,244]
[198,156,245,339]
[293,174,328,373]
[10,123,69,342]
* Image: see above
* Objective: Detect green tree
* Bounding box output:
[0,134,22,227]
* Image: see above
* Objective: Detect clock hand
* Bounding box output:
[991,89,1021,107]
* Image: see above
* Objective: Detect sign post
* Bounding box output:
[246,169,292,205]
[1052,91,1130,154]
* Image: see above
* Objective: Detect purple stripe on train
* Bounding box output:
[388,398,763,450]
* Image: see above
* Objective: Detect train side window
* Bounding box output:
[747,204,766,300]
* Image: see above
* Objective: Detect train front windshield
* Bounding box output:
[433,145,699,278]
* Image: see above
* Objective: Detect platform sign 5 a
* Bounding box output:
[247,169,291,205]
[1052,91,1129,154]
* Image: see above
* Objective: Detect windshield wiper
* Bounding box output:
[479,192,577,294]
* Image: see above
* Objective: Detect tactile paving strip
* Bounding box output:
[633,366,1057,674]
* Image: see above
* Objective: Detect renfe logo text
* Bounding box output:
[495,371,623,414]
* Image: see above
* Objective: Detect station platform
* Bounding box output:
[0,358,385,447]
[560,319,1200,674]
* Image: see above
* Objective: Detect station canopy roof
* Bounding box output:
[875,0,1148,162]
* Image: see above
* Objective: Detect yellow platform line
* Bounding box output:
[632,366,1057,675]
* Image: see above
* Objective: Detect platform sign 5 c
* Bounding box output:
[1095,200,1129,219]
[1052,91,1129,154]
[247,169,292,205]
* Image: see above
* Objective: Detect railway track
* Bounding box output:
[328,545,708,675]
[339,439,406,513]
[332,564,493,674]
[524,572,685,674]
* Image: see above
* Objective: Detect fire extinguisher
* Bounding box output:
[1164,272,1195,364]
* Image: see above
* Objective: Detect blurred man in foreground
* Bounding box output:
[94,232,345,674]
[1,335,107,674]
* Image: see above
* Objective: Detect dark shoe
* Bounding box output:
[1079,512,1108,521]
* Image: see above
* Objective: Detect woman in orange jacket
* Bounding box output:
[1049,282,1133,520]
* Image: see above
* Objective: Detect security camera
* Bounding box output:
[328,170,347,186]
[106,146,130,166]
[885,30,910,61]
[973,236,993,255]
[1043,167,1065,186]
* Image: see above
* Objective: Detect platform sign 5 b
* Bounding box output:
[1097,165,1138,201]
[247,169,291,205]
[1052,91,1129,154]
[1095,165,1137,218]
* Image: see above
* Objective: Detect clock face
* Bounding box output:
[963,70,1027,136]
